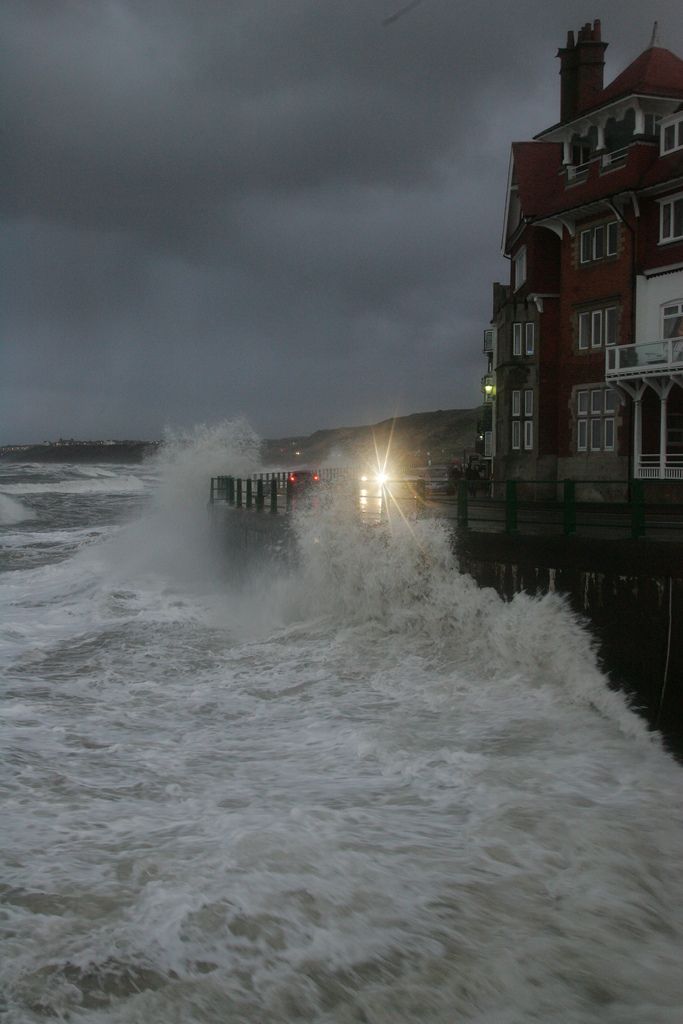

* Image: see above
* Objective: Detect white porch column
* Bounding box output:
[595,119,606,151]
[634,396,642,476]
[562,139,572,166]
[659,393,668,477]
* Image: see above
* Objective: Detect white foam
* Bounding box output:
[0,475,146,495]
[1,427,682,1023]
[0,493,33,524]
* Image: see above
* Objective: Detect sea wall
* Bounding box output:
[456,531,683,758]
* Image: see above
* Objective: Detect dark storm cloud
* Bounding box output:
[2,0,683,441]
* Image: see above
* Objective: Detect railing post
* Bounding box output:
[256,478,264,511]
[286,476,293,511]
[236,478,243,508]
[270,477,278,514]
[209,478,215,504]
[228,476,235,505]
[563,479,576,535]
[457,479,468,529]
[416,478,426,504]
[505,480,518,534]
[246,479,253,509]
[631,479,645,539]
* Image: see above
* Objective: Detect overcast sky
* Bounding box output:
[3,0,683,442]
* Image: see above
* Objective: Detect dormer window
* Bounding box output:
[661,114,683,155]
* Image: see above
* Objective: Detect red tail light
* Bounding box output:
[313,473,319,481]
[289,473,296,482]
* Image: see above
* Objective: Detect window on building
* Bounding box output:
[662,301,683,341]
[579,221,618,264]
[605,306,618,346]
[511,389,533,453]
[661,116,683,155]
[512,321,535,356]
[513,247,527,290]
[578,305,618,349]
[576,388,616,453]
[660,194,683,243]
[513,323,522,356]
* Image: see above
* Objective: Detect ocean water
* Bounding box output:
[2,425,682,1024]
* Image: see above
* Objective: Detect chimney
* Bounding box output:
[557,20,607,122]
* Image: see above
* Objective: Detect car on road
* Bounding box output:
[287,469,320,488]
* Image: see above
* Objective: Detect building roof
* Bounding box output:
[511,142,563,216]
[587,46,683,112]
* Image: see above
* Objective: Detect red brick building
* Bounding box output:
[486,20,683,494]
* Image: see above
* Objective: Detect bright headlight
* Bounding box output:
[375,472,388,486]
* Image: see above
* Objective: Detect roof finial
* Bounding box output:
[649,21,660,48]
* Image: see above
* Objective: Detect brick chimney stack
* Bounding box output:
[558,20,608,122]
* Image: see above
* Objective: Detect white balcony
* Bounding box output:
[606,338,683,381]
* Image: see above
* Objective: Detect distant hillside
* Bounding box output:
[262,408,480,469]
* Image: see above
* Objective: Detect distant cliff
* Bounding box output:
[261,408,480,468]
[0,441,161,463]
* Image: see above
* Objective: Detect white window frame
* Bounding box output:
[511,419,521,450]
[604,418,615,450]
[513,247,527,290]
[580,230,592,264]
[579,221,618,263]
[590,389,603,415]
[659,193,683,244]
[525,322,535,355]
[577,387,617,453]
[512,322,522,356]
[577,389,589,416]
[660,115,683,156]
[605,306,617,346]
[604,389,618,414]
[662,300,683,340]
[591,310,603,348]
[579,306,618,350]
[511,390,521,417]
[523,420,533,450]
[524,389,533,417]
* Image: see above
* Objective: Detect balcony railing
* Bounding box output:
[606,338,683,379]
[601,146,629,171]
[636,455,683,481]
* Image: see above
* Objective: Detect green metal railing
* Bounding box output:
[209,468,352,515]
[209,472,681,541]
[454,478,680,540]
